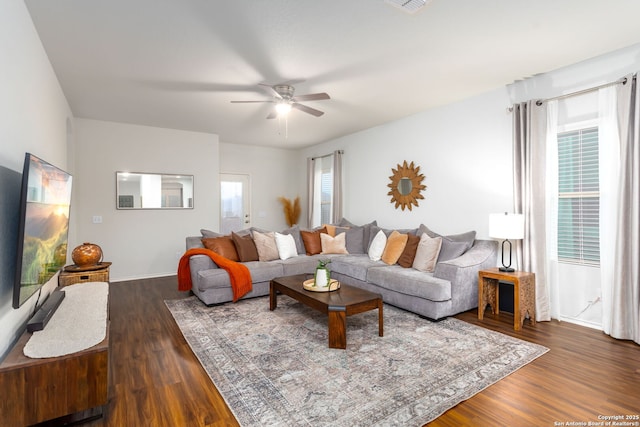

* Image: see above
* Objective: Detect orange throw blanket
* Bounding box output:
[177,248,252,302]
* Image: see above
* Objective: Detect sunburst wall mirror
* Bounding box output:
[387,160,426,211]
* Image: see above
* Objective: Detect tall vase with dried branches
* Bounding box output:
[277,196,301,227]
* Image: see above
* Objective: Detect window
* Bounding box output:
[557,127,600,265]
[320,168,333,225]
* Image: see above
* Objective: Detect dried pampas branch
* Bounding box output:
[278,196,301,227]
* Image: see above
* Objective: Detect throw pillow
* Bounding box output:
[200,229,222,238]
[412,233,443,272]
[320,232,349,254]
[323,224,337,237]
[231,232,258,262]
[397,233,420,268]
[281,224,305,255]
[368,230,387,261]
[252,230,280,261]
[418,224,476,262]
[381,231,408,265]
[201,236,239,261]
[344,226,365,254]
[275,232,298,260]
[300,227,327,255]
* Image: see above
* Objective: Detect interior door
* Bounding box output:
[220,174,251,234]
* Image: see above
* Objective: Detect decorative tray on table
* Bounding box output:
[302,278,341,292]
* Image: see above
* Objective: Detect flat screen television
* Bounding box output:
[13,153,73,309]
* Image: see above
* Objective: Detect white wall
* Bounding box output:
[0,0,74,359]
[73,119,219,281]
[299,87,514,238]
[220,143,301,232]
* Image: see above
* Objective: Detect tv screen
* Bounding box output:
[13,153,73,309]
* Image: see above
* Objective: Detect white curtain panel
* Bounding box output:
[598,85,621,337]
[610,74,640,344]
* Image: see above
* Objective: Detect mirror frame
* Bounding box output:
[387,160,426,211]
[116,171,194,209]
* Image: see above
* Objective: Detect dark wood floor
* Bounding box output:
[82,276,639,427]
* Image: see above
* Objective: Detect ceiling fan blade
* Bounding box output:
[258,83,283,99]
[292,92,330,102]
[266,110,277,120]
[292,103,324,117]
[230,100,273,103]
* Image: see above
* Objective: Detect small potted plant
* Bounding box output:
[314,259,331,288]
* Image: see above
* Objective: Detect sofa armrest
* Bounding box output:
[434,239,498,304]
[186,236,220,271]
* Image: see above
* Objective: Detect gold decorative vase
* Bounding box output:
[72,242,103,267]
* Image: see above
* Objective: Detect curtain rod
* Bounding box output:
[311,150,343,161]
[535,76,630,106]
[508,75,635,112]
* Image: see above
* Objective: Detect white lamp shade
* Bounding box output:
[489,213,524,240]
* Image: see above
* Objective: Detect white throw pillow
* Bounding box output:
[412,233,442,272]
[274,232,298,260]
[368,230,387,261]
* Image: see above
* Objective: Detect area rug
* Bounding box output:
[165,296,548,427]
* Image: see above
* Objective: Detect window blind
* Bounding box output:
[557,127,600,264]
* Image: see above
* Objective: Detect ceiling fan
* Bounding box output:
[231,83,330,119]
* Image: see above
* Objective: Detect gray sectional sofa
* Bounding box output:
[184,222,498,320]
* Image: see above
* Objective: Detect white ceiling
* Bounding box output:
[25,0,640,149]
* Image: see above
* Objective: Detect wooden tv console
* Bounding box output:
[0,286,110,426]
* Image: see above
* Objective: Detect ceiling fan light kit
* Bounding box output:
[231,82,330,120]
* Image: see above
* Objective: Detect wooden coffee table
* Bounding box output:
[269,274,383,349]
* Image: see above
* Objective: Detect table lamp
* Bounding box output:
[489,212,524,272]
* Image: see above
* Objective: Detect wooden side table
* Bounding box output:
[478,267,536,331]
[59,262,111,286]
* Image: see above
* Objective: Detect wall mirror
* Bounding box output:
[387,160,426,211]
[116,172,194,209]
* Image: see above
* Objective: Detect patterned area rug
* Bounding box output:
[166,296,548,427]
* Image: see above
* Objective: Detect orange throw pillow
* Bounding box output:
[201,236,239,262]
[381,230,408,265]
[300,227,327,255]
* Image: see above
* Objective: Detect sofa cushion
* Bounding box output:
[275,232,298,260]
[412,233,442,272]
[330,254,383,282]
[381,231,408,265]
[281,225,305,255]
[397,233,420,268]
[201,236,239,261]
[300,227,327,255]
[231,232,259,262]
[321,232,349,254]
[419,225,476,262]
[368,230,387,261]
[252,230,280,261]
[196,260,284,291]
[367,265,452,302]
[343,226,365,254]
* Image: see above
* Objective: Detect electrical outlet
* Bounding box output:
[92,215,103,224]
